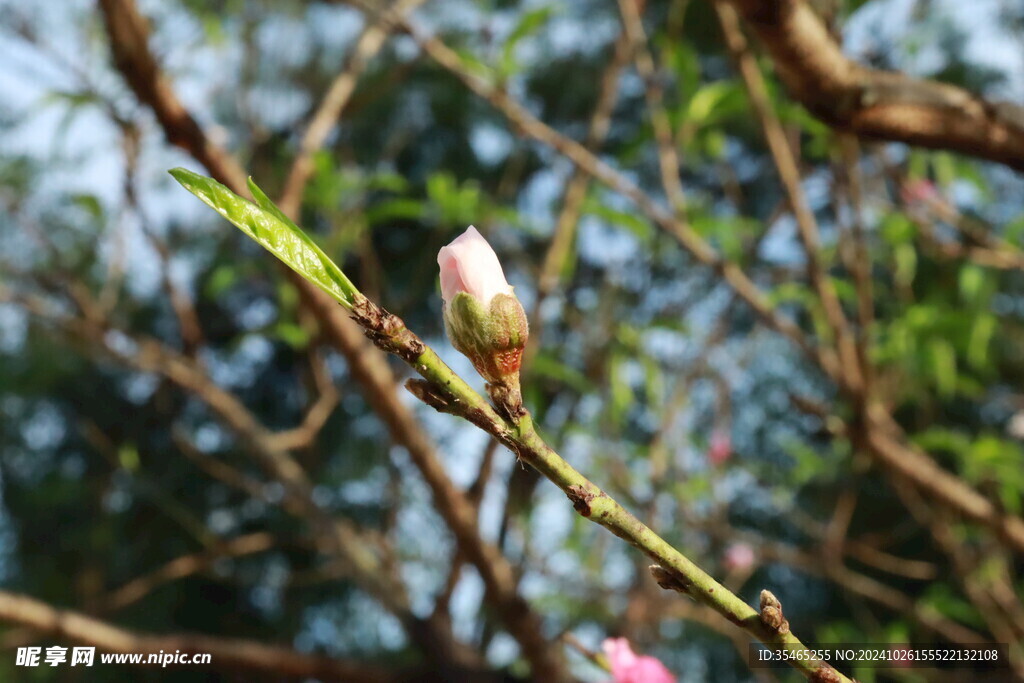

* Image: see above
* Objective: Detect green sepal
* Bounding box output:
[443,291,528,383]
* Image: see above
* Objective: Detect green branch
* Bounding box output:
[170,167,852,683]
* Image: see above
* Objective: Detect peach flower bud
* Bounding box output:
[438,226,514,306]
[438,226,528,384]
[601,638,675,683]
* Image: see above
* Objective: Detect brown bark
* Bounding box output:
[724,0,1024,172]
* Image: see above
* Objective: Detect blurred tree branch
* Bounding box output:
[103,532,278,613]
[617,0,689,217]
[714,0,865,397]
[3,285,495,678]
[277,0,427,218]
[721,0,1024,172]
[95,0,572,678]
[0,589,399,682]
[386,3,1024,555]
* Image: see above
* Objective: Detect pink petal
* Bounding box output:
[437,226,513,306]
[603,638,637,672]
[438,245,470,305]
[628,656,676,683]
[602,638,675,683]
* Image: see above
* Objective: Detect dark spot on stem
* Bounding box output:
[565,485,594,516]
[648,565,691,595]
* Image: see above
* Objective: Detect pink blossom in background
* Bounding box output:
[708,431,731,466]
[900,178,939,206]
[602,637,675,683]
[723,542,756,572]
[437,225,514,306]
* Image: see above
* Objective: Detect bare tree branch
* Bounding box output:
[390,11,1024,555]
[104,533,277,613]
[527,31,630,366]
[723,0,1024,172]
[278,0,427,218]
[266,348,340,452]
[96,1,571,678]
[98,0,249,192]
[617,0,689,216]
[714,0,865,396]
[0,589,395,682]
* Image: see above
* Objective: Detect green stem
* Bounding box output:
[512,415,838,680]
[404,333,848,682]
[172,169,851,682]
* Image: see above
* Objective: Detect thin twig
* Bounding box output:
[277,0,427,218]
[617,0,689,216]
[714,0,863,396]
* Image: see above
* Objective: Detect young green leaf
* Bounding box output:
[169,167,358,307]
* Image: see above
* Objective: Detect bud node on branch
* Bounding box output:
[486,380,525,421]
[566,485,595,517]
[649,565,692,595]
[404,379,454,414]
[350,295,425,362]
[759,589,790,634]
